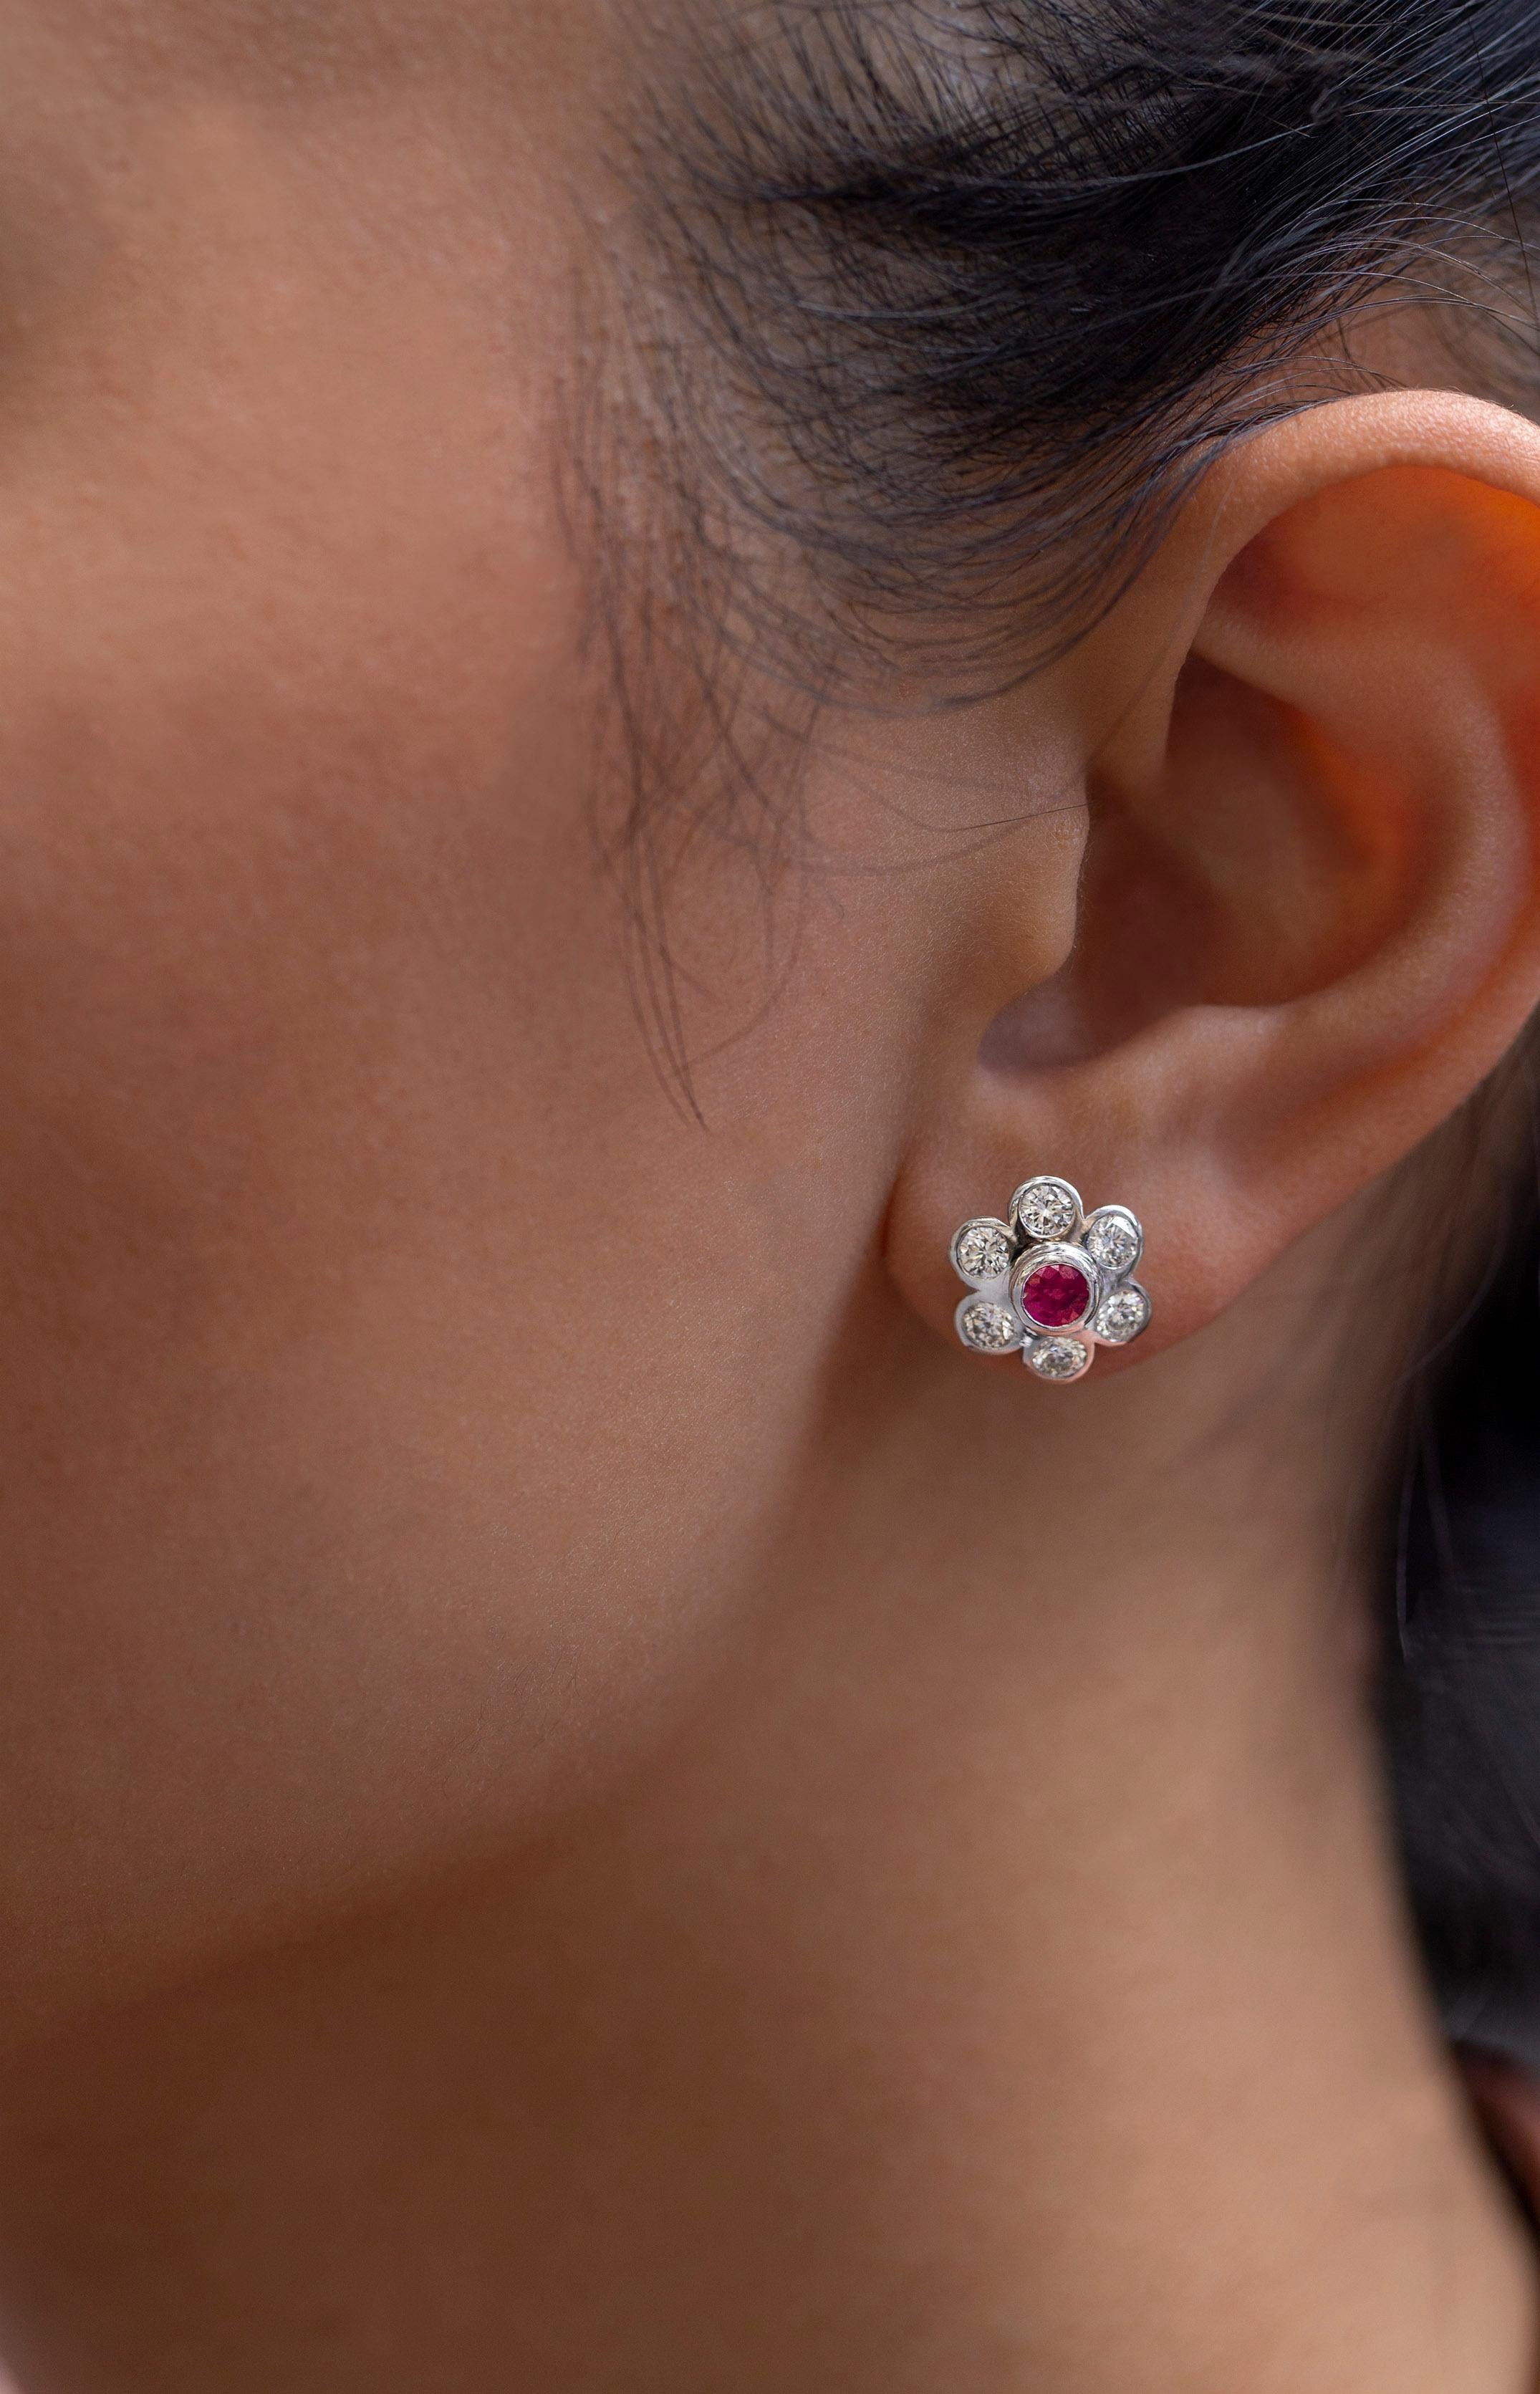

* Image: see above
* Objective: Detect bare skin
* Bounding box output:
[0,4,1537,2389]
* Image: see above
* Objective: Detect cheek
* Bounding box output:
[0,597,688,2001]
[0,74,956,2019]
[0,271,911,2021]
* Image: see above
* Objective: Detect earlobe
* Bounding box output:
[889,392,1540,1375]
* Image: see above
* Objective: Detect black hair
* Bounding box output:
[627,0,1540,2062]
[1385,1162,1540,2073]
[643,0,1540,681]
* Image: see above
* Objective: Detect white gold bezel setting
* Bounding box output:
[1090,1282,1152,1347]
[1025,1335,1094,1383]
[1010,1241,1102,1337]
[1082,1204,1144,1279]
[1009,1176,1084,1246]
[951,1217,1016,1289]
[955,1296,1026,1355]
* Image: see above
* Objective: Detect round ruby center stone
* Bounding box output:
[1020,1261,1090,1330]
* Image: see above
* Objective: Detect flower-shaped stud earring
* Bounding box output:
[950,1176,1151,1385]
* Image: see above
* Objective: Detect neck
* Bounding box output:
[0,1262,1529,2393]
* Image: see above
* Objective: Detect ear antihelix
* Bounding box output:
[951,1174,1152,1386]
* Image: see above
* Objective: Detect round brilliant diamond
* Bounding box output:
[1029,1338,1089,1382]
[1093,1287,1151,1345]
[1015,1183,1078,1242]
[955,1222,1014,1282]
[958,1302,1020,1355]
[1085,1213,1141,1274]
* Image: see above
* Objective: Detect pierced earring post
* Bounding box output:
[951,1178,1150,1385]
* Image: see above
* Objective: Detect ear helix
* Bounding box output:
[951,1177,1151,1385]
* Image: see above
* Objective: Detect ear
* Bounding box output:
[887,392,1540,1375]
